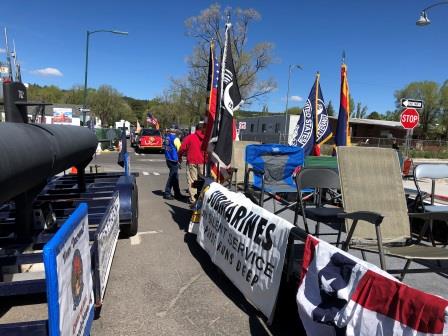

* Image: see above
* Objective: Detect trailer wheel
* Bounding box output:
[122,184,139,237]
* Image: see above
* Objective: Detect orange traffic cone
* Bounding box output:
[70,166,78,174]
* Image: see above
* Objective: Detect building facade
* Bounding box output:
[237,114,407,144]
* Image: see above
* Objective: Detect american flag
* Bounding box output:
[202,41,222,180]
[202,41,220,152]
[297,236,448,335]
[209,23,242,180]
[146,112,159,129]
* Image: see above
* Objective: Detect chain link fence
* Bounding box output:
[238,133,448,158]
[351,137,448,158]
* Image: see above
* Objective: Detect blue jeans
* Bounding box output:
[164,160,181,197]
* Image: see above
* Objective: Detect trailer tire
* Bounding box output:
[122,184,139,237]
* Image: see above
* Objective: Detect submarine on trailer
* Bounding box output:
[0,81,98,204]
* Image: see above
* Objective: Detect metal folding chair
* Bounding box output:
[294,168,345,246]
[413,163,448,246]
[244,144,304,215]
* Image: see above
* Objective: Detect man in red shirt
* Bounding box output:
[178,121,207,204]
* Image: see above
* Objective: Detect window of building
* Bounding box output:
[275,123,280,133]
[262,124,266,132]
[250,124,254,132]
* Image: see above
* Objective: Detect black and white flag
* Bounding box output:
[209,22,243,175]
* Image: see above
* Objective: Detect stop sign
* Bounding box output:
[400,108,419,129]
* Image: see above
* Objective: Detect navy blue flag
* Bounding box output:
[289,83,316,156]
[290,74,332,156]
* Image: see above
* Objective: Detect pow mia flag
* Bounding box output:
[209,22,243,175]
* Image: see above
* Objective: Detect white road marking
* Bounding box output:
[152,172,160,176]
[142,171,149,176]
[130,235,141,245]
[139,230,162,236]
[139,159,165,162]
[130,230,161,245]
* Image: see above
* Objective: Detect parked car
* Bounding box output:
[136,128,163,153]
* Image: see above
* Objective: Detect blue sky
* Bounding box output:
[2,1,447,114]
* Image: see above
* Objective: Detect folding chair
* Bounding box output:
[304,155,341,204]
[294,168,345,246]
[413,163,448,245]
[304,156,338,170]
[337,147,448,280]
[229,141,260,191]
[244,144,304,215]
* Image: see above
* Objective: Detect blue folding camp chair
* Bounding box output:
[244,144,305,214]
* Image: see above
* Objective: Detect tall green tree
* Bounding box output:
[28,84,65,103]
[64,85,85,105]
[261,104,269,115]
[438,80,448,138]
[367,111,381,120]
[287,107,302,115]
[394,81,440,136]
[185,4,276,104]
[88,85,134,126]
[327,100,335,116]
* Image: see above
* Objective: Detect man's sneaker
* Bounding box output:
[163,194,174,200]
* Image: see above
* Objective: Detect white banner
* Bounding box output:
[56,213,94,336]
[197,183,293,321]
[97,194,120,300]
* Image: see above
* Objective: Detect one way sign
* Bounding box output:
[401,98,424,109]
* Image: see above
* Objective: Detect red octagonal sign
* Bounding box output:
[400,108,419,129]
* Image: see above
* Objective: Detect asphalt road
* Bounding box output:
[90,148,298,335]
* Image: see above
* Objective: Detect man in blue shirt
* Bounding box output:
[163,126,183,200]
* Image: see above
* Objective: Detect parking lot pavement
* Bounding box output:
[91,150,448,334]
[91,151,298,335]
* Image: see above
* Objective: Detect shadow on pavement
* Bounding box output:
[163,196,304,335]
[152,189,165,197]
[166,203,192,232]
[183,233,303,335]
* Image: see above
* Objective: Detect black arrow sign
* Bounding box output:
[401,98,423,109]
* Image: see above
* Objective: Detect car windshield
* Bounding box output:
[141,129,160,136]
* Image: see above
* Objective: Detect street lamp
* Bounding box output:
[82,29,128,126]
[284,64,303,139]
[416,1,448,26]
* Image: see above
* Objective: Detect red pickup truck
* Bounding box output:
[137,128,163,153]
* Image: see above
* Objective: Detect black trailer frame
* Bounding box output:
[0,170,138,335]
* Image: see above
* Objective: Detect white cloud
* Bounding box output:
[30,67,63,77]
[0,48,5,53]
[290,95,303,102]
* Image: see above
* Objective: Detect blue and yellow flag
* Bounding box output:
[333,63,350,155]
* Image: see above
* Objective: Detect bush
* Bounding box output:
[408,149,448,159]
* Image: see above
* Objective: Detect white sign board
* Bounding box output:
[96,194,120,301]
[52,107,73,125]
[239,121,247,130]
[197,183,293,321]
[44,203,94,336]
